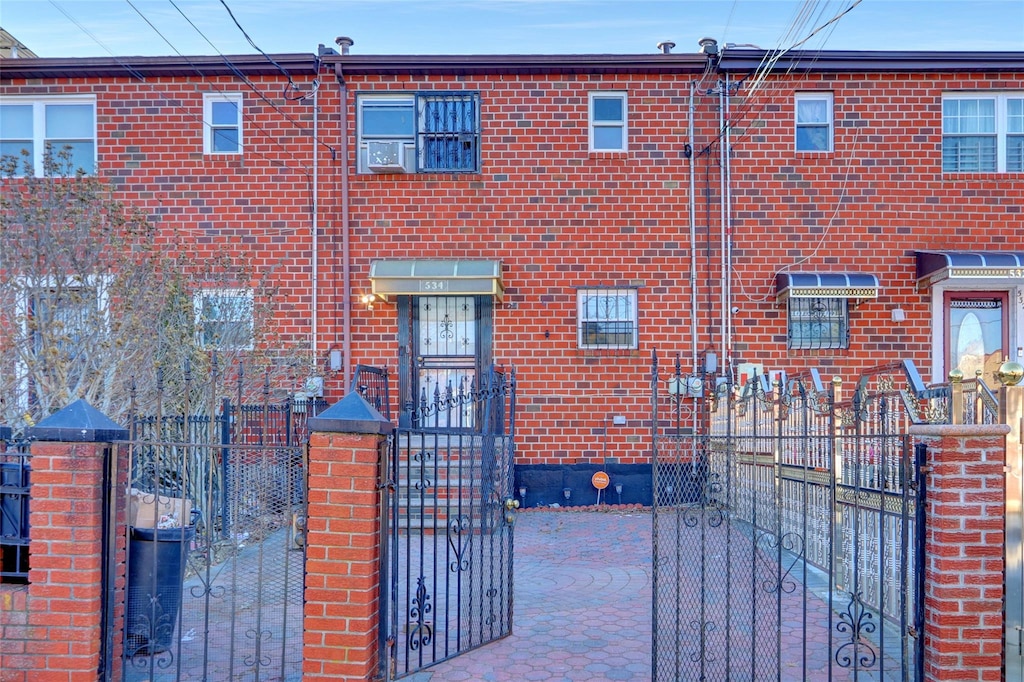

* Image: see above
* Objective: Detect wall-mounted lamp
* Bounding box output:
[361,293,377,310]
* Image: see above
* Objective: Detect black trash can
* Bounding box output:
[125,524,195,654]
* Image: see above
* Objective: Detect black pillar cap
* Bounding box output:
[307,392,393,435]
[25,398,129,443]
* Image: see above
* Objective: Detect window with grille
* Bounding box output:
[0,98,96,175]
[788,297,849,350]
[942,94,1024,172]
[795,93,833,152]
[578,288,638,350]
[357,92,480,173]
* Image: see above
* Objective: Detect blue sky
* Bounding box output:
[2,0,1023,58]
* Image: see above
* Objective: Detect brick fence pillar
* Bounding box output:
[909,423,1010,682]
[0,399,127,682]
[303,392,392,682]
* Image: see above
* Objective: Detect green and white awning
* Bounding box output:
[369,260,504,301]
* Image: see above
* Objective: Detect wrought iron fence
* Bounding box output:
[653,353,925,681]
[351,363,391,419]
[384,366,517,680]
[120,363,321,681]
[0,438,31,583]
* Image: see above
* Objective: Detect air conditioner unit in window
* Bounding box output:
[367,140,406,173]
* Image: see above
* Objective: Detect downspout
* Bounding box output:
[719,75,728,373]
[723,73,733,379]
[311,86,319,365]
[688,81,698,374]
[334,39,353,392]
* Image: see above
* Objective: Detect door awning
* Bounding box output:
[369,260,504,301]
[775,272,880,302]
[916,251,1024,285]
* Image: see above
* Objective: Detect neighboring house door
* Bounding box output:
[944,291,1009,383]
[397,295,493,427]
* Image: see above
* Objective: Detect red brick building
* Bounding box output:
[2,42,1022,504]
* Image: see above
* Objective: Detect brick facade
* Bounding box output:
[2,49,1022,494]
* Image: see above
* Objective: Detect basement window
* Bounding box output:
[577,288,638,350]
[788,298,849,350]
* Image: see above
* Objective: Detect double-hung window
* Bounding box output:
[203,92,243,155]
[788,298,848,350]
[195,289,254,350]
[795,93,833,152]
[577,288,638,351]
[357,92,480,173]
[0,98,96,175]
[589,92,627,151]
[942,94,1024,172]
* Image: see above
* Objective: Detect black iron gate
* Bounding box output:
[384,367,517,680]
[651,355,925,681]
[120,371,319,682]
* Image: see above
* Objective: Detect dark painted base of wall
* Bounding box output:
[514,462,652,509]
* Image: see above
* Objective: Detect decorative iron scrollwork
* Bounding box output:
[408,576,433,651]
[834,591,878,669]
[755,531,805,594]
[448,515,471,572]
[243,628,273,668]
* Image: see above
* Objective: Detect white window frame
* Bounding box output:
[0,97,97,176]
[10,276,109,416]
[942,93,1024,173]
[357,94,416,173]
[795,92,833,153]
[589,91,627,152]
[194,289,254,350]
[203,92,244,155]
[577,288,639,350]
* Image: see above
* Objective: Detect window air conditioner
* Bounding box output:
[367,140,406,173]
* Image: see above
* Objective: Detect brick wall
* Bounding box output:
[0,441,112,682]
[3,64,1021,468]
[911,423,1010,681]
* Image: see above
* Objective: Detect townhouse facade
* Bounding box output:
[2,43,1022,505]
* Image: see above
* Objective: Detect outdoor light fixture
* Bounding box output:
[519,486,527,500]
[562,487,571,501]
[361,293,376,310]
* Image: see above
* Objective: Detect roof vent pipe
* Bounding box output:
[657,40,676,54]
[698,37,719,56]
[335,36,354,55]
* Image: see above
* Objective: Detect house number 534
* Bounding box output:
[420,280,448,291]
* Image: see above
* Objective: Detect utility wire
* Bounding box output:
[165,0,334,155]
[217,0,303,100]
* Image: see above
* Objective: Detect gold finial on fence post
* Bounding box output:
[949,368,964,425]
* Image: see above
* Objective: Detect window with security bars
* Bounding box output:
[788,297,849,350]
[418,94,479,172]
[942,94,1024,172]
[578,288,638,351]
[357,92,480,173]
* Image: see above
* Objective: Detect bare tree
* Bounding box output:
[0,149,305,430]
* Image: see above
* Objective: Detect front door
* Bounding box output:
[945,291,1009,383]
[398,295,492,427]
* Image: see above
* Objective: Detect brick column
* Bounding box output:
[0,400,127,682]
[303,392,392,682]
[910,423,1010,682]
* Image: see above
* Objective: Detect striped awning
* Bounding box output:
[775,272,880,302]
[915,251,1024,285]
[369,260,504,301]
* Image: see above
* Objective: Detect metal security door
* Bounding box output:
[384,367,517,680]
